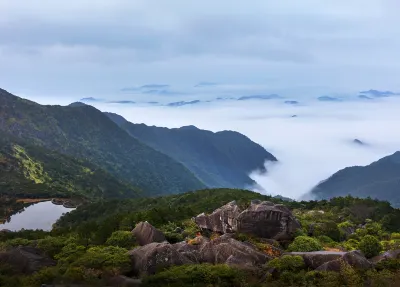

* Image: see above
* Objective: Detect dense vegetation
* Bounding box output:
[1,189,400,286]
[0,131,140,199]
[0,88,205,196]
[106,112,277,188]
[312,151,400,207]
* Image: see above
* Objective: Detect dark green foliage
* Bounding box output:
[267,255,305,272]
[55,189,282,231]
[358,235,382,258]
[312,152,400,207]
[142,264,247,287]
[106,112,277,189]
[0,89,205,196]
[287,236,323,252]
[105,231,137,249]
[71,246,130,272]
[0,132,140,199]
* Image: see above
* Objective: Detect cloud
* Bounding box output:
[88,96,400,199]
[1,0,400,98]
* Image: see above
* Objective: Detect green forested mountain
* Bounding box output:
[312,152,400,207]
[0,131,140,199]
[0,89,205,196]
[105,112,276,189]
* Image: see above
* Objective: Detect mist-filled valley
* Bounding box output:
[88,97,400,200]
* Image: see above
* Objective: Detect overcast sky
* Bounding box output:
[1,0,400,102]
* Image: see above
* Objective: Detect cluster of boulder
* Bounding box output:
[195,200,301,241]
[1,199,400,285]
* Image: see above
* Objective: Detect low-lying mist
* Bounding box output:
[93,98,400,199]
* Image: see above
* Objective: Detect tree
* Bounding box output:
[105,231,136,249]
[358,235,382,258]
[287,236,323,252]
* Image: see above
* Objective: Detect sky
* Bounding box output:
[1,1,400,199]
[1,0,400,102]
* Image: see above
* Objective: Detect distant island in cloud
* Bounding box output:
[317,96,342,102]
[359,89,400,98]
[238,94,282,101]
[194,82,219,88]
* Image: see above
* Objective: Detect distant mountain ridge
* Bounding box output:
[105,112,277,189]
[0,88,205,196]
[311,152,400,207]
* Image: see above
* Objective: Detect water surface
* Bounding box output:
[0,201,75,231]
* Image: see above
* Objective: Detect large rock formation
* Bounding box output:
[128,234,270,275]
[131,221,166,246]
[128,242,192,275]
[195,200,300,241]
[0,246,56,274]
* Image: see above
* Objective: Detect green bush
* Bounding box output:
[4,238,31,247]
[343,239,359,251]
[267,255,305,272]
[304,271,342,287]
[37,236,75,258]
[313,221,341,241]
[71,246,130,274]
[358,235,382,258]
[375,259,400,271]
[105,231,136,249]
[142,264,246,287]
[287,236,323,252]
[55,243,86,268]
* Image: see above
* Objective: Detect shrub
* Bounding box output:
[55,243,86,268]
[71,246,130,274]
[358,235,382,258]
[304,271,342,287]
[37,236,74,258]
[105,231,136,249]
[313,221,341,241]
[376,259,400,271]
[142,264,246,287]
[287,236,323,252]
[267,255,305,272]
[343,239,359,251]
[4,238,31,247]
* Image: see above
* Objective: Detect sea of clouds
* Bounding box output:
[78,97,400,200]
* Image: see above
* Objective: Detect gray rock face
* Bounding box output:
[316,250,372,272]
[195,200,300,241]
[128,242,191,275]
[0,246,56,274]
[195,201,241,234]
[284,251,346,269]
[131,221,166,246]
[128,234,270,275]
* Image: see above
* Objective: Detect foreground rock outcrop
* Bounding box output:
[132,221,166,246]
[195,200,300,241]
[0,246,56,274]
[129,234,271,275]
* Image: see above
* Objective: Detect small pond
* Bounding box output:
[0,201,75,231]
